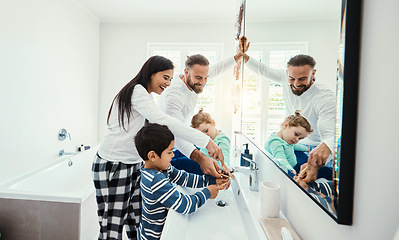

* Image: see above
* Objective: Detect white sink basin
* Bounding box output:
[160,172,266,240]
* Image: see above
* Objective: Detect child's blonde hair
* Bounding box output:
[283,110,313,133]
[191,108,213,128]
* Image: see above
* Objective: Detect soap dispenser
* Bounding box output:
[240,143,252,167]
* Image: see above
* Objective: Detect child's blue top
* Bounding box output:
[200,131,230,168]
[264,132,308,171]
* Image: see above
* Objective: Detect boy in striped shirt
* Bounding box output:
[135,123,227,240]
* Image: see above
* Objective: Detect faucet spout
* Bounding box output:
[59,149,77,157]
[232,157,259,192]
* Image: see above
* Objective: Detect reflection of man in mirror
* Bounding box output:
[158,54,241,178]
[236,37,335,183]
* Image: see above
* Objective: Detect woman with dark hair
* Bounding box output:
[92,56,224,240]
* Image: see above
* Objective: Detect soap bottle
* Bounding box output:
[240,143,252,167]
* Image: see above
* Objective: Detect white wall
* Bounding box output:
[98,20,338,142]
[246,0,399,239]
[0,0,100,184]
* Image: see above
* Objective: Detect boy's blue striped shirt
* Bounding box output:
[138,164,216,240]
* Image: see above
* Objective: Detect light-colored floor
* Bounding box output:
[92,230,129,240]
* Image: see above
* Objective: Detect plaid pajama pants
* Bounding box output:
[92,154,143,240]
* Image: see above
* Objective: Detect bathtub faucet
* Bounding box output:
[59,149,77,157]
[232,156,259,192]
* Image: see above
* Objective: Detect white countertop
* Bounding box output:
[160,171,269,240]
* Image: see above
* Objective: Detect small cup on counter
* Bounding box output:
[260,181,281,218]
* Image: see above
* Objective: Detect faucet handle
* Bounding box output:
[241,156,256,164]
[241,156,257,170]
[58,129,71,141]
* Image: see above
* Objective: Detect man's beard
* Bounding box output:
[187,75,203,94]
[290,80,313,96]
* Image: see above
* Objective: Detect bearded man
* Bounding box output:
[158,54,239,177]
[239,46,336,182]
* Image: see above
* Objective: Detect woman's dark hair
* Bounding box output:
[134,123,175,160]
[107,56,174,130]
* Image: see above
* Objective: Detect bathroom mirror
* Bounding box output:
[238,0,360,225]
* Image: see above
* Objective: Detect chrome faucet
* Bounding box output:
[232,156,259,192]
[59,149,77,157]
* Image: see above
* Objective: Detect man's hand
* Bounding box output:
[239,36,250,53]
[234,36,250,63]
[206,139,225,167]
[190,149,223,178]
[307,142,331,167]
[297,162,319,183]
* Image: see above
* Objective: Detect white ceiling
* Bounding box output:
[74,0,341,23]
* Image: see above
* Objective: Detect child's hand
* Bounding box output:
[216,177,230,190]
[295,178,309,190]
[206,184,225,199]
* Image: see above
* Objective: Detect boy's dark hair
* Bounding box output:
[287,54,316,69]
[134,123,175,160]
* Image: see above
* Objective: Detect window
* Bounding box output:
[241,42,308,145]
[147,43,223,116]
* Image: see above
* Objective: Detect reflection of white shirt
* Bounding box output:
[98,84,210,164]
[158,57,236,157]
[246,57,336,154]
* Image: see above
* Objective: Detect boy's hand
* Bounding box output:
[206,184,225,199]
[216,177,230,190]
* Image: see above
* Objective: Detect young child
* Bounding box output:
[264,110,313,176]
[171,109,231,175]
[135,123,227,240]
[191,109,230,169]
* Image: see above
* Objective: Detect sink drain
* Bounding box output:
[216,200,228,207]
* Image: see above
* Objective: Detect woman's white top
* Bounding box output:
[246,57,336,153]
[98,84,210,164]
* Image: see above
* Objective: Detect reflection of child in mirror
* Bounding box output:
[264,110,313,176]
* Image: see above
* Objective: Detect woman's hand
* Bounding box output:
[206,139,225,167]
[190,149,223,178]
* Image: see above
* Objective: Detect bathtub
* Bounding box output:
[0,145,99,240]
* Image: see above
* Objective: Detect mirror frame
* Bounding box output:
[239,0,361,225]
[332,0,361,225]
